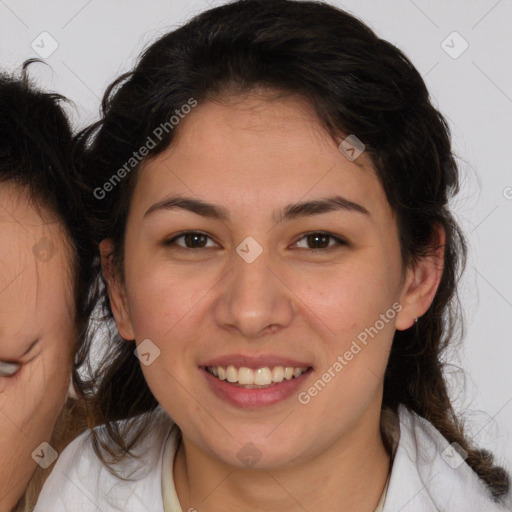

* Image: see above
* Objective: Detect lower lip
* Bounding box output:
[201,367,313,408]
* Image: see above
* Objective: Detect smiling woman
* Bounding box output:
[33,1,510,511]
[0,63,97,512]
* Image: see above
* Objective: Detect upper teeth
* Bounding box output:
[207,365,308,386]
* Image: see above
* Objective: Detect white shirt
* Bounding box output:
[34,405,512,512]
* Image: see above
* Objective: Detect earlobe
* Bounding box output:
[99,239,135,340]
[395,226,445,331]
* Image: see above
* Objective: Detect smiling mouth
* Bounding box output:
[205,365,311,388]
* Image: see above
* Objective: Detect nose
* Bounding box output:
[213,241,294,339]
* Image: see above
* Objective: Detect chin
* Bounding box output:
[203,432,305,471]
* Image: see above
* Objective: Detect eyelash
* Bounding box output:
[163,231,348,252]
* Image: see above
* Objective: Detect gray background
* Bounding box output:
[1,0,511,471]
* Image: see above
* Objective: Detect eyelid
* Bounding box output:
[0,360,21,377]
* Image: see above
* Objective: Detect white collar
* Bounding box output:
[382,404,511,511]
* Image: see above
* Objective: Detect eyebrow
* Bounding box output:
[144,194,370,223]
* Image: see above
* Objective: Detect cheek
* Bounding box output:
[2,346,71,434]
[125,264,208,403]
[126,260,214,341]
[290,255,400,414]
[296,255,401,339]
[0,341,72,495]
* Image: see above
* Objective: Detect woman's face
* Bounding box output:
[106,91,440,470]
[0,185,75,510]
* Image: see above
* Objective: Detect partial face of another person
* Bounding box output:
[105,91,440,471]
[0,184,75,511]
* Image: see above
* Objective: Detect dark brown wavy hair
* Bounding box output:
[75,0,509,501]
[0,61,97,511]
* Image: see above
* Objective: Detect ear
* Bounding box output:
[99,239,135,340]
[395,225,445,331]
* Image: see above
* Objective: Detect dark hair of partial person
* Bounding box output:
[73,0,509,501]
[0,60,98,511]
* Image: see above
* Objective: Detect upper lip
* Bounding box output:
[201,354,312,369]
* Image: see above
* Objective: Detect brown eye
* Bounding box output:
[182,233,208,248]
[164,231,218,250]
[294,232,347,250]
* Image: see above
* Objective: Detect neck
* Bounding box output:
[173,403,391,512]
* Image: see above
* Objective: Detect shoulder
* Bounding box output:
[33,408,178,512]
[383,404,511,512]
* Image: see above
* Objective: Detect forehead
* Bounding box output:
[0,184,74,348]
[134,93,390,219]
